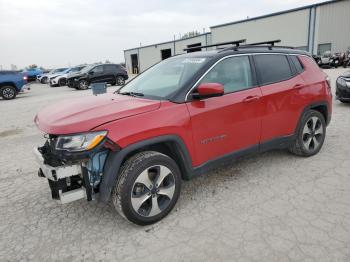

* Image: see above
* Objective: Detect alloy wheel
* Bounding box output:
[131,165,175,217]
[116,76,125,86]
[2,87,15,99]
[79,80,88,90]
[302,116,324,152]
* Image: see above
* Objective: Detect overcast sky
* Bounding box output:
[0,0,328,69]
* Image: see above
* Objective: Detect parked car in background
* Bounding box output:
[33,43,332,225]
[329,52,346,68]
[0,71,28,100]
[49,66,85,87]
[318,51,332,67]
[37,68,67,84]
[66,64,128,90]
[22,68,43,81]
[46,68,69,85]
[312,55,322,66]
[336,71,350,103]
[343,50,350,68]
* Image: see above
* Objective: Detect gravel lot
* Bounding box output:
[1,69,350,262]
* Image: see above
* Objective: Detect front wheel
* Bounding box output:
[58,78,67,87]
[41,77,47,84]
[78,80,89,90]
[0,86,17,100]
[112,151,181,225]
[289,110,326,157]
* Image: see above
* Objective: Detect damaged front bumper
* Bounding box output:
[33,136,113,204]
[33,147,87,204]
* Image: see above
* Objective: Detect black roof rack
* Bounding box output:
[246,40,282,47]
[220,39,294,52]
[183,39,246,52]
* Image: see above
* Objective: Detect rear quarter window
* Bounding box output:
[290,55,304,74]
[254,54,293,85]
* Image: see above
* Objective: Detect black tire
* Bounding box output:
[115,76,125,86]
[58,78,66,87]
[0,86,17,100]
[41,77,47,84]
[78,79,89,90]
[289,110,326,157]
[340,99,350,104]
[112,151,181,225]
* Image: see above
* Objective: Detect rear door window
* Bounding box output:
[104,65,118,72]
[254,54,293,85]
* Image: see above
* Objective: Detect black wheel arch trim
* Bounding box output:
[296,101,331,132]
[99,135,193,203]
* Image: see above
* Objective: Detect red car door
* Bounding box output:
[186,55,263,166]
[254,54,306,143]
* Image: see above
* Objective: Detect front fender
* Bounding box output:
[99,135,193,203]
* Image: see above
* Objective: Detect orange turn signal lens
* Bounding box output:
[86,134,106,150]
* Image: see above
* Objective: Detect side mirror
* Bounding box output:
[193,83,224,99]
[89,71,94,75]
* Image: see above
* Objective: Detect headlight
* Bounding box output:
[337,77,347,87]
[56,131,107,152]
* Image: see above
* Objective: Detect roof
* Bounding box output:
[211,0,343,29]
[124,32,211,52]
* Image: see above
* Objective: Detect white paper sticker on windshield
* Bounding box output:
[182,58,206,64]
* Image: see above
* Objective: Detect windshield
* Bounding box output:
[118,57,208,99]
[70,67,83,73]
[80,65,94,73]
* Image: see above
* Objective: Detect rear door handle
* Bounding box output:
[243,95,260,103]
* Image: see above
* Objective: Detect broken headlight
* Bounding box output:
[55,131,107,152]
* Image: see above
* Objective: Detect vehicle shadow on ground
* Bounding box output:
[48,149,293,229]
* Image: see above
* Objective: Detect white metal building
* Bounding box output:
[124,0,350,74]
[124,33,211,74]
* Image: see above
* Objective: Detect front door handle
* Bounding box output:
[293,83,303,89]
[243,95,260,103]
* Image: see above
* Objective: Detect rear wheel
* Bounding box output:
[116,76,125,86]
[78,80,89,90]
[0,86,17,100]
[112,151,181,225]
[340,99,350,103]
[289,110,326,157]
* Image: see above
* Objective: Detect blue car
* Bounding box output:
[22,68,43,81]
[0,71,28,100]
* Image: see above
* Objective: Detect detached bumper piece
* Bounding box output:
[33,147,87,204]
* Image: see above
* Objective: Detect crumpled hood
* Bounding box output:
[35,93,161,135]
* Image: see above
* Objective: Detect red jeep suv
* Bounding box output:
[34,41,332,225]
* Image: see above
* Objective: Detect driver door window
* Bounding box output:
[91,65,103,74]
[199,56,253,93]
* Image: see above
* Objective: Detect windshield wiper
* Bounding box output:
[119,91,144,97]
